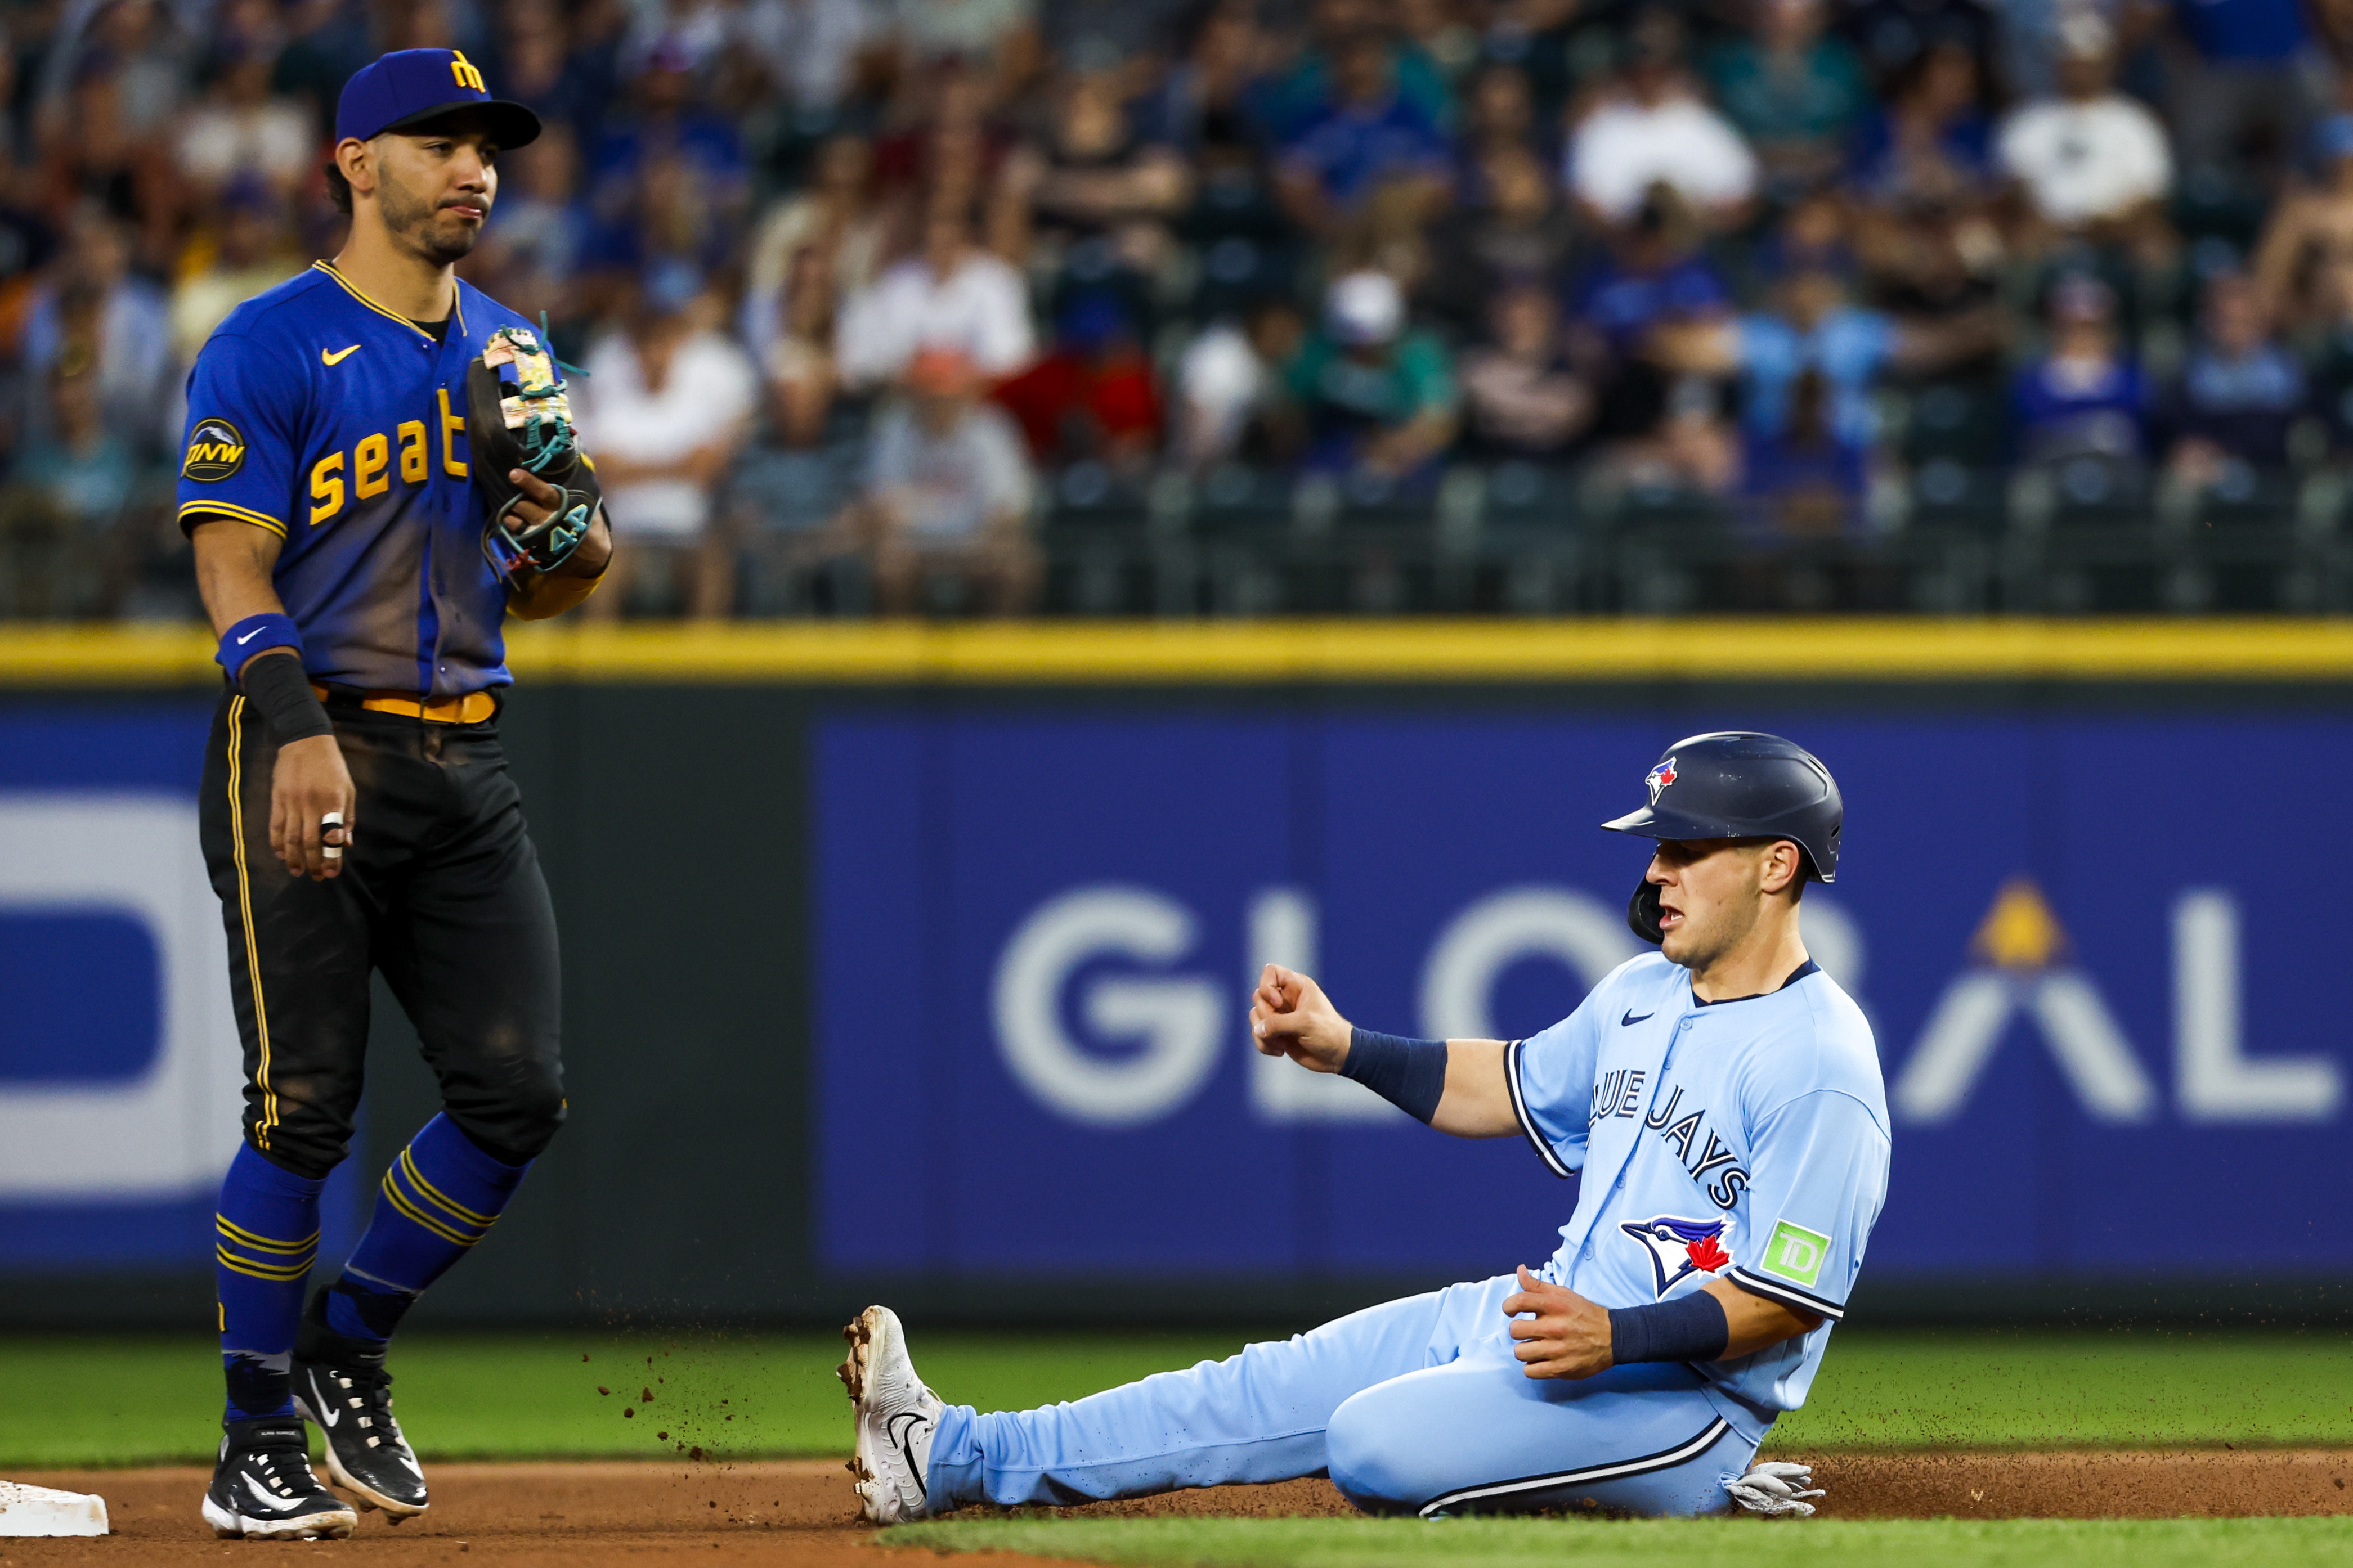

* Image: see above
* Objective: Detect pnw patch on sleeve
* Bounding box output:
[182,418,247,481]
[1759,1220,1831,1288]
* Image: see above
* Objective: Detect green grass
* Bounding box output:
[888,1516,2353,1568]
[3,1326,2348,1470]
[0,1327,1267,1469]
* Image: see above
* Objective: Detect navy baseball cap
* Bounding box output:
[335,48,540,149]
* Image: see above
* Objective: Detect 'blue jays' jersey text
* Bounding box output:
[177,262,539,697]
[1508,952,1890,1439]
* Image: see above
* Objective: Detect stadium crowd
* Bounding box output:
[0,0,2349,617]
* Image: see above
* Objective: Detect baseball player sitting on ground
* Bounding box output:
[842,733,1890,1521]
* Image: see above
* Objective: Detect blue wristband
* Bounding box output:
[1340,1028,1449,1124]
[1608,1291,1729,1365]
[218,613,302,676]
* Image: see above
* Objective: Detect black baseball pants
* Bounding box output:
[198,688,566,1180]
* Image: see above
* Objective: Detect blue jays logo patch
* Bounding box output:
[1620,1214,1733,1297]
[1646,756,1678,803]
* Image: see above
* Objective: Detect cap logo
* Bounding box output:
[450,50,486,93]
[1646,756,1677,803]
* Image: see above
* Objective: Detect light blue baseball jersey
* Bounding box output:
[176,261,540,698]
[1507,951,1890,1430]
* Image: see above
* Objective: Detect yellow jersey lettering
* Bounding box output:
[309,451,346,526]
[353,432,390,500]
[437,387,468,477]
[398,419,428,484]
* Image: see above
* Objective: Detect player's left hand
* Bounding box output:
[505,468,612,577]
[1502,1264,1614,1380]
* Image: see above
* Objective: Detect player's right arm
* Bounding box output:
[190,518,357,882]
[1247,964,1521,1137]
[180,325,353,882]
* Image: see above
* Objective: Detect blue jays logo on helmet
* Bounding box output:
[1620,1214,1733,1297]
[1646,756,1678,804]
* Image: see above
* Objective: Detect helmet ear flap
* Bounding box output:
[1628,878,1665,944]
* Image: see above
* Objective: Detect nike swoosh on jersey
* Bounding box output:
[321,344,361,366]
[1620,1010,1655,1026]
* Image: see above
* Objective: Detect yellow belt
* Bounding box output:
[312,685,497,725]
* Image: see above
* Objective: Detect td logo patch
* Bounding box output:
[1759,1220,1831,1288]
[182,419,246,482]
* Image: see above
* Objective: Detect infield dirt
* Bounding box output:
[3,1450,2350,1565]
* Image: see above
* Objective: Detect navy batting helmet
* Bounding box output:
[1604,732,1843,942]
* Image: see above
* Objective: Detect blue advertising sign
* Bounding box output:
[0,704,240,1270]
[815,709,2352,1282]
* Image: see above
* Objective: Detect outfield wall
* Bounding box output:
[4,622,2352,1329]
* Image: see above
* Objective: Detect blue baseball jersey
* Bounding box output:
[176,261,539,697]
[1507,952,1890,1435]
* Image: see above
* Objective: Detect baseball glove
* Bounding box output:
[469,324,602,587]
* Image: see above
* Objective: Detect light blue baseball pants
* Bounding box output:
[924,1273,1760,1517]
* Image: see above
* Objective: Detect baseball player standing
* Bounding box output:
[842,733,1889,1521]
[180,50,609,1540]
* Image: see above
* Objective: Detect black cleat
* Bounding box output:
[293,1299,429,1520]
[201,1417,358,1540]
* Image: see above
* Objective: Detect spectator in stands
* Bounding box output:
[1454,61,1549,197]
[1276,31,1453,241]
[1145,1,1267,152]
[1847,39,1995,212]
[575,268,761,619]
[850,346,1041,615]
[1837,0,1997,89]
[1040,0,1195,74]
[1422,143,1579,338]
[1704,0,1871,199]
[1996,14,2173,261]
[743,134,891,441]
[2163,269,2309,488]
[992,293,1163,471]
[752,242,849,451]
[0,360,141,617]
[1172,300,1307,469]
[1285,269,1458,477]
[2251,114,2353,332]
[1566,9,1757,228]
[20,217,172,454]
[1251,0,1459,146]
[834,208,1036,392]
[1650,259,2005,449]
[465,122,595,331]
[174,39,313,204]
[2166,0,2322,185]
[584,40,750,271]
[1568,187,1729,452]
[169,183,300,373]
[895,0,1041,75]
[2011,272,2150,463]
[1007,69,1191,278]
[741,0,880,118]
[1456,284,1596,456]
[1739,366,1867,538]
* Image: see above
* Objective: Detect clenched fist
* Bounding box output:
[1248,964,1354,1074]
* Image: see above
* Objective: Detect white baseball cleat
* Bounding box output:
[838,1305,943,1524]
[1723,1460,1824,1516]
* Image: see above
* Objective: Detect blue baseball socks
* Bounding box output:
[215,1143,326,1421]
[317,1113,532,1346]
[216,1116,532,1422]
